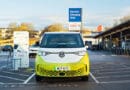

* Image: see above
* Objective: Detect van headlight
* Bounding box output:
[38,51,49,56]
[75,51,86,56]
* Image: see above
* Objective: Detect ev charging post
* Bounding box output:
[13,31,29,70]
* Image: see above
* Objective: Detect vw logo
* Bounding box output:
[59,52,65,58]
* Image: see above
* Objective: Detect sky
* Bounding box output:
[0,0,130,30]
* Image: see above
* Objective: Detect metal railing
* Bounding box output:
[111,48,130,56]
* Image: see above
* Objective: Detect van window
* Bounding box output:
[40,34,84,48]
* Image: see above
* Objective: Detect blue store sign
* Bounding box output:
[69,8,82,22]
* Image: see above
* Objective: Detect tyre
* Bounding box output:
[81,76,89,81]
[35,75,42,82]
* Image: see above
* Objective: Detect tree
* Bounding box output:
[8,22,18,29]
[40,23,68,36]
[81,28,92,35]
[7,22,18,38]
[18,23,34,31]
[8,22,36,38]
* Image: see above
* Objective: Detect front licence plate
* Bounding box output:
[55,66,70,71]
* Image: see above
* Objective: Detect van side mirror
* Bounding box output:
[14,44,19,49]
[35,41,39,46]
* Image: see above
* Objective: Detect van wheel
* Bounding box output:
[81,76,89,81]
[35,75,42,82]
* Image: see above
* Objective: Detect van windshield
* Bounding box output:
[40,33,84,48]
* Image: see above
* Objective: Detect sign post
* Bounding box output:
[69,8,82,32]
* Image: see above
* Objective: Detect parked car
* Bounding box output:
[2,45,13,52]
[35,32,90,81]
[0,46,3,51]
[29,42,39,57]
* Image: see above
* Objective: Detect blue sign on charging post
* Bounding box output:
[69,8,82,22]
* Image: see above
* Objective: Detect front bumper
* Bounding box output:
[35,54,90,77]
[36,64,88,77]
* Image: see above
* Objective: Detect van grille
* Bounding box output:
[38,67,85,77]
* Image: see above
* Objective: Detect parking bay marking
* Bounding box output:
[24,72,99,84]
[91,68,130,84]
[91,67,130,72]
[100,80,130,84]
[96,74,130,79]
[0,65,7,69]
[91,72,130,84]
[95,70,130,75]
[1,71,30,77]
[0,75,25,81]
[90,72,99,84]
[23,73,35,84]
[0,82,4,84]
[0,62,12,69]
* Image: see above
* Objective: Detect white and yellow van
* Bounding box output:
[35,32,90,81]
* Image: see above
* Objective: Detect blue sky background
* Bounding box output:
[0,0,130,30]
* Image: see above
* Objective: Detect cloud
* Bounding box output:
[40,16,68,24]
[120,6,130,16]
[84,14,120,28]
[84,6,130,28]
[0,16,24,21]
[85,6,130,28]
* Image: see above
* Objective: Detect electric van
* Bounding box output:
[35,32,90,81]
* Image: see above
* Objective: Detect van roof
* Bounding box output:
[44,32,80,34]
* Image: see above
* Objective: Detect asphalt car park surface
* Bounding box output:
[89,50,130,84]
[0,51,130,90]
[0,52,34,84]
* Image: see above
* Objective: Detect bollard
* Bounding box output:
[111,48,113,54]
[118,48,120,55]
[113,48,116,54]
[126,49,129,55]
[116,48,118,55]
[119,48,121,55]
[125,49,127,55]
[114,48,116,54]
[12,58,21,70]
[120,48,123,55]
[128,49,130,56]
[122,49,125,55]
[118,48,121,55]
[117,48,119,55]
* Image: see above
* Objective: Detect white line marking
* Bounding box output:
[0,75,24,81]
[0,83,36,85]
[0,52,9,56]
[111,55,117,56]
[97,75,130,79]
[101,55,106,56]
[90,72,99,84]
[100,80,130,84]
[0,65,6,69]
[92,67,130,72]
[23,73,35,84]
[96,70,130,75]
[1,71,30,77]
[121,64,129,68]
[0,82,4,84]
[0,63,12,69]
